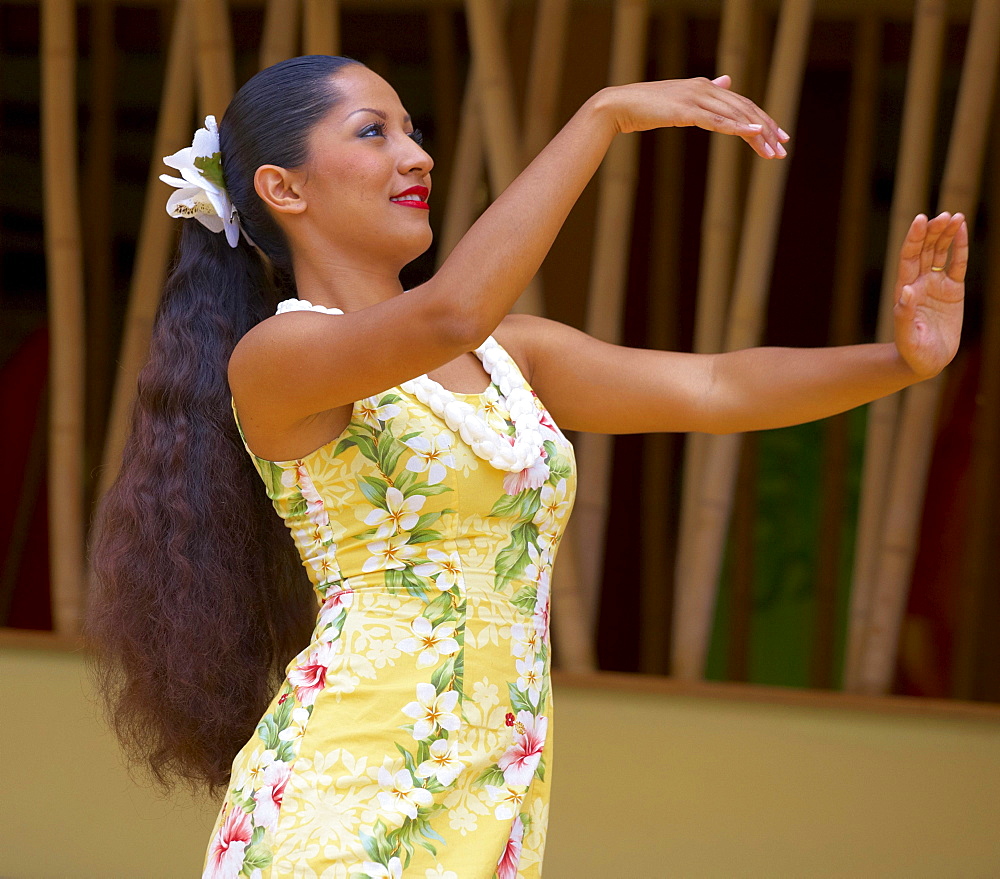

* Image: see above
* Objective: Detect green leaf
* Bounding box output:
[507,681,534,714]
[511,584,538,613]
[536,751,546,781]
[520,490,542,521]
[408,529,442,545]
[395,742,418,776]
[394,468,417,494]
[385,567,404,594]
[379,393,402,406]
[401,567,428,598]
[430,659,455,694]
[474,765,506,788]
[406,482,453,497]
[334,437,358,458]
[357,475,389,508]
[288,496,308,519]
[382,438,407,477]
[489,492,526,518]
[250,825,265,846]
[240,843,273,872]
[423,590,453,621]
[494,529,530,591]
[352,434,379,464]
[193,152,225,188]
[413,510,442,531]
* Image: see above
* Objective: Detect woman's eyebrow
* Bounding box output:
[346,107,412,124]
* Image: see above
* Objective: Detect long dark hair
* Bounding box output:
[84,55,362,798]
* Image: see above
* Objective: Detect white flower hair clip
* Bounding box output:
[159,115,241,248]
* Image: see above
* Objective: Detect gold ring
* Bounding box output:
[930,265,945,272]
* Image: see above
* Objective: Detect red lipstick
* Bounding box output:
[390,185,430,210]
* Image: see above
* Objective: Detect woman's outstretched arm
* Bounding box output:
[424,75,789,346]
[516,211,967,435]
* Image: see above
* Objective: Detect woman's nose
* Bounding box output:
[401,138,433,176]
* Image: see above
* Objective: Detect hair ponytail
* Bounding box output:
[84,55,362,797]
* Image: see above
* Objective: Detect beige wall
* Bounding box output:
[2,645,998,878]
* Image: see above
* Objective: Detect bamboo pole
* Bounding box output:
[639,9,686,675]
[952,115,1000,700]
[260,0,300,70]
[429,3,460,204]
[464,0,543,315]
[41,0,86,636]
[842,0,948,691]
[674,0,754,626]
[302,0,339,55]
[810,13,881,690]
[97,0,196,500]
[436,64,486,265]
[193,0,235,120]
[563,0,650,646]
[82,0,117,505]
[521,0,571,165]
[671,0,814,681]
[854,0,1000,695]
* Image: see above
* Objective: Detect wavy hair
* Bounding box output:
[84,55,362,798]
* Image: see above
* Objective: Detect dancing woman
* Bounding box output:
[85,55,965,879]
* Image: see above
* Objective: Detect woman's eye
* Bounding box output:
[409,128,424,146]
[361,121,386,138]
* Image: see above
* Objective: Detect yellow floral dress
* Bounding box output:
[202,332,576,879]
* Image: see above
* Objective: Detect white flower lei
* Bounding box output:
[159,115,242,248]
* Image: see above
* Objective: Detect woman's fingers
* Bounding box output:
[700,89,785,157]
[919,212,951,274]
[946,216,969,282]
[932,213,963,272]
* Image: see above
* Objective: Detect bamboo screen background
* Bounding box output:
[1,0,997,705]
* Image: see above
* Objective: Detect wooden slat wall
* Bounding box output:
[14,0,993,704]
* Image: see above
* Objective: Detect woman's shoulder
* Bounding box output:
[491,312,574,387]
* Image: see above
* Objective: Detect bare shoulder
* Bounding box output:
[489,312,570,385]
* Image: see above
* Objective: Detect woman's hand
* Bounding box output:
[599,74,789,159]
[893,212,967,381]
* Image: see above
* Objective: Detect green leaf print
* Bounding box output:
[349,433,379,464]
[385,568,404,594]
[405,482,452,498]
[394,468,417,494]
[494,522,538,592]
[408,529,442,545]
[412,510,444,531]
[536,751,546,781]
[240,843,273,873]
[423,590,453,622]
[250,825,265,846]
[395,742,419,776]
[489,491,527,518]
[430,659,455,695]
[401,566,428,598]
[334,436,357,457]
[511,584,538,612]
[259,460,285,501]
[360,819,394,865]
[288,495,308,519]
[474,765,506,788]
[256,716,280,750]
[357,475,389,508]
[508,681,534,714]
[520,489,543,521]
[381,435,408,477]
[379,393,402,406]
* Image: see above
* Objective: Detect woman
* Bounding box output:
[85,55,965,878]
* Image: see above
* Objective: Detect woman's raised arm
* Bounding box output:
[421,75,788,346]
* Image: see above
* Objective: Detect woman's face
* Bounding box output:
[295,65,434,270]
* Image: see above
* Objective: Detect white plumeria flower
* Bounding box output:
[532,478,570,533]
[357,396,401,427]
[401,682,461,740]
[404,433,456,485]
[159,115,239,247]
[510,622,540,659]
[414,548,465,593]
[523,541,551,584]
[364,486,426,538]
[276,707,310,745]
[376,768,433,821]
[397,617,459,669]
[516,656,544,707]
[485,783,525,821]
[476,385,508,431]
[362,856,404,879]
[362,534,419,573]
[415,738,466,787]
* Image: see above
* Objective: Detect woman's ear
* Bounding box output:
[254,164,307,215]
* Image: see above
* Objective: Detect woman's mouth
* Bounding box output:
[390,185,430,210]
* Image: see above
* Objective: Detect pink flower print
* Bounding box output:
[533,575,551,646]
[280,462,329,526]
[537,406,561,440]
[496,815,525,879]
[502,451,550,496]
[318,588,353,628]
[252,759,292,830]
[203,804,252,879]
[287,640,333,706]
[498,710,547,786]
